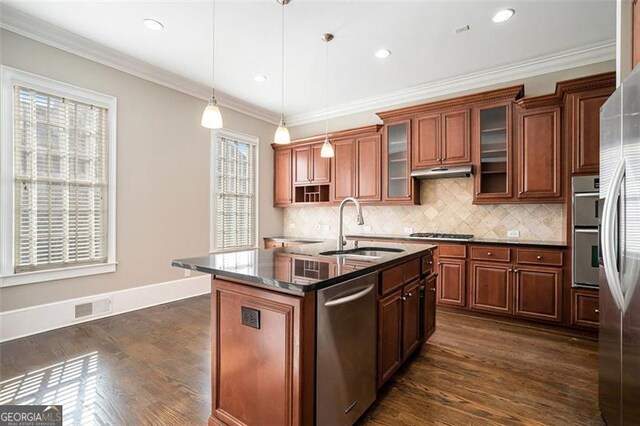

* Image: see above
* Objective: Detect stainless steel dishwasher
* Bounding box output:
[316,272,377,426]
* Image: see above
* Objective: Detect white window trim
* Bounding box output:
[0,66,117,287]
[209,128,259,253]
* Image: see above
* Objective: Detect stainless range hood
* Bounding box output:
[411,165,472,179]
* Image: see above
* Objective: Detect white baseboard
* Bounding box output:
[0,275,211,342]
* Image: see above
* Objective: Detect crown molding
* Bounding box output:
[272,124,382,149]
[287,39,616,127]
[0,5,281,125]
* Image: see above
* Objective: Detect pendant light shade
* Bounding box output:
[273,0,291,144]
[274,118,291,145]
[202,0,223,129]
[320,137,334,158]
[201,98,223,129]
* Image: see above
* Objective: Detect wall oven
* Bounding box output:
[572,175,601,288]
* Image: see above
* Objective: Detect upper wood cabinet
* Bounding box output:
[516,105,562,200]
[274,148,293,206]
[383,120,418,204]
[412,109,470,169]
[294,144,330,185]
[565,82,615,175]
[331,135,382,202]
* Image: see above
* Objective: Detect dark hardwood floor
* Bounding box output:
[0,295,601,425]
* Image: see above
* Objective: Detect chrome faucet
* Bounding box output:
[337,197,364,250]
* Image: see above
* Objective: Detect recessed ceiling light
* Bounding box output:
[143,18,164,31]
[375,49,391,59]
[492,9,515,23]
[254,74,269,83]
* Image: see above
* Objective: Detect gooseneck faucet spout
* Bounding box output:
[337,197,365,250]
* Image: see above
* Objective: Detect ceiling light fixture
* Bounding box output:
[201,0,223,129]
[492,9,515,23]
[143,18,164,31]
[254,74,269,83]
[274,0,291,145]
[320,33,334,159]
[375,49,391,59]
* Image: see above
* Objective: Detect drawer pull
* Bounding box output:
[430,287,436,292]
[595,309,600,314]
[487,252,492,256]
[537,255,543,260]
[407,292,413,297]
[401,296,407,301]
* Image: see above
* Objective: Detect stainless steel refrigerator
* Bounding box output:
[599,67,640,425]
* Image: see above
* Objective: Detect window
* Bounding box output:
[1,67,117,287]
[210,130,258,252]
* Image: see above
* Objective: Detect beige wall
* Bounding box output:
[289,60,616,139]
[284,179,566,243]
[0,29,281,311]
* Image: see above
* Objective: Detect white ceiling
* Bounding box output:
[1,1,616,124]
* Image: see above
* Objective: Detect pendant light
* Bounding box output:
[201,0,223,129]
[320,33,334,158]
[273,0,291,144]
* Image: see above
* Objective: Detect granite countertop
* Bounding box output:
[172,240,436,294]
[346,234,567,248]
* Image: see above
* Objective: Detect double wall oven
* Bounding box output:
[572,175,601,288]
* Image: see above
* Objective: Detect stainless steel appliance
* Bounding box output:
[410,165,472,179]
[599,68,640,425]
[316,272,377,425]
[409,232,474,241]
[572,175,601,288]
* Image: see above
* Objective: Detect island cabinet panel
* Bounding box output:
[274,149,293,206]
[412,113,441,168]
[210,279,314,426]
[469,262,513,315]
[516,106,562,200]
[423,272,437,340]
[356,135,382,201]
[514,266,562,322]
[378,289,403,386]
[402,279,422,360]
[442,109,471,165]
[331,138,356,201]
[437,258,466,307]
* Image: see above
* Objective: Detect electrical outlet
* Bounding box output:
[404,227,414,235]
[508,230,520,238]
[184,269,191,277]
[363,226,372,233]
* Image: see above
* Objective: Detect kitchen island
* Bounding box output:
[172,240,437,426]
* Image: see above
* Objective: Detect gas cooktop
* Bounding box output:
[409,232,474,241]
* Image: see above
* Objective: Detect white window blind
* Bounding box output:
[13,86,108,273]
[214,136,256,251]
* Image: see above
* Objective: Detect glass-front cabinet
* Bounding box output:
[383,120,415,203]
[473,102,513,202]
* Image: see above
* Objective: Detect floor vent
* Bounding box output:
[74,297,112,320]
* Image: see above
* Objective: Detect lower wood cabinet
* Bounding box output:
[514,266,562,322]
[572,289,599,329]
[437,258,466,307]
[469,262,513,315]
[378,289,403,386]
[402,279,422,359]
[423,272,437,340]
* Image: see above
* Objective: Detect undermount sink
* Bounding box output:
[319,247,405,259]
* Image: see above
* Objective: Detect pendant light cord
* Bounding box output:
[281,0,285,122]
[325,38,329,138]
[211,0,216,100]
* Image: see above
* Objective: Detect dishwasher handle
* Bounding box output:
[324,284,375,307]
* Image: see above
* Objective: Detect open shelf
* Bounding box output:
[294,185,330,203]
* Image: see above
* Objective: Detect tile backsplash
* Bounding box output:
[282,178,566,242]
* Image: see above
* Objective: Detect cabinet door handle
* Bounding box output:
[429,287,436,292]
[508,268,513,272]
[407,292,413,297]
[595,309,600,314]
[401,296,407,301]
[514,269,519,273]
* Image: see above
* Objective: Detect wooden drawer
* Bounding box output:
[516,249,563,267]
[404,258,421,283]
[573,290,599,329]
[381,263,405,295]
[471,246,511,262]
[438,244,467,259]
[422,253,434,273]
